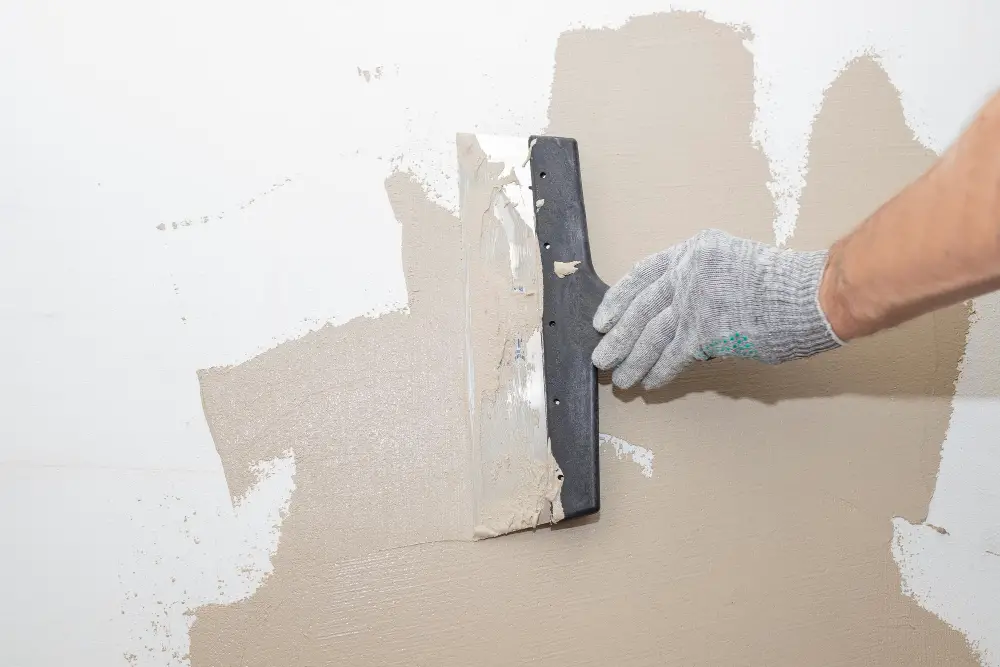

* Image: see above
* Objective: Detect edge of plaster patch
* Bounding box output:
[891,517,997,666]
[119,450,297,666]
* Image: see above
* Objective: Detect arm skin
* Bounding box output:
[819,90,1000,341]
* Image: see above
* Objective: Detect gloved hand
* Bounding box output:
[592,229,843,389]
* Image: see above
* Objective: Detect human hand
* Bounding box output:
[592,229,842,389]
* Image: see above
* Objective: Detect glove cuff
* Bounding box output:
[758,249,843,363]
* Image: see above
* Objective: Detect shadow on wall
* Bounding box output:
[603,316,969,404]
[547,14,971,406]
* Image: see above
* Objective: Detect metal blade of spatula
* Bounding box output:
[457,133,607,539]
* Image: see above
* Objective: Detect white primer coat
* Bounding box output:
[3,1,1000,665]
[891,294,1000,663]
[601,434,655,478]
[893,519,1000,666]
[117,452,296,667]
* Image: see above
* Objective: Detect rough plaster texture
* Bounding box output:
[190,14,977,666]
[549,14,974,663]
[197,174,470,553]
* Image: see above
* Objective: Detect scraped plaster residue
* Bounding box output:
[601,434,654,478]
[155,178,294,232]
[457,133,563,537]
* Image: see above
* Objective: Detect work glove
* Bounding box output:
[592,229,843,389]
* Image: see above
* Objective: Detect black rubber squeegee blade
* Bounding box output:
[528,135,608,520]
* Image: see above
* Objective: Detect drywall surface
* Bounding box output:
[4,1,1000,666]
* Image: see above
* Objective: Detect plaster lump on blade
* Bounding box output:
[554,260,581,277]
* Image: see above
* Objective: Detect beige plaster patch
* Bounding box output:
[190,13,975,667]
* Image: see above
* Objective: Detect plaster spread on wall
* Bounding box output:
[118,451,295,667]
[195,171,471,556]
[188,15,980,667]
[600,434,654,478]
[5,1,1000,666]
[549,17,974,665]
[140,10,1000,667]
[183,16,976,667]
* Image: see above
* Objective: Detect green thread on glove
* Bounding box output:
[694,332,759,361]
[590,229,841,390]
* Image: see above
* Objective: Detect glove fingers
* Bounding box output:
[610,307,680,389]
[593,250,674,333]
[593,274,676,371]
[641,341,689,390]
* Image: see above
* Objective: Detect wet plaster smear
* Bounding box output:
[458,133,565,536]
[191,13,978,667]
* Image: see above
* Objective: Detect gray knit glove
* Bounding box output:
[593,229,842,389]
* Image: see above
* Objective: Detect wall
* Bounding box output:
[2,1,1000,666]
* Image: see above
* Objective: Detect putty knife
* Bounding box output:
[458,134,607,537]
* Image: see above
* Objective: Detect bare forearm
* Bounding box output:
[592,91,1000,389]
[819,91,1000,341]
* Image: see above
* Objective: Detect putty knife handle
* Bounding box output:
[529,135,607,521]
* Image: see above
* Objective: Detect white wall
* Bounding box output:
[3,1,1000,665]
